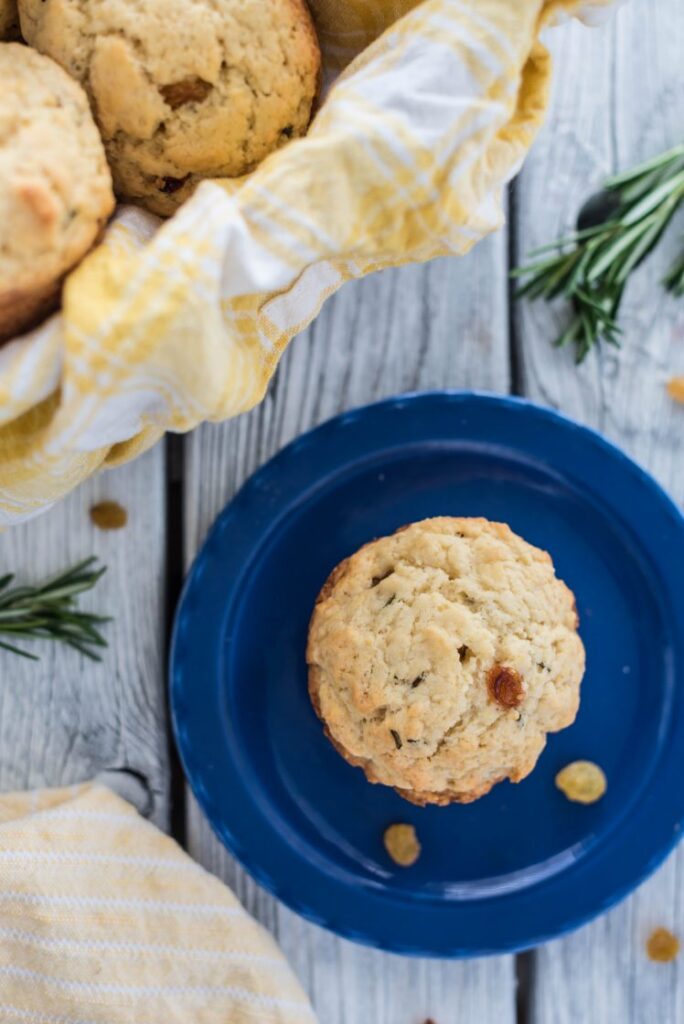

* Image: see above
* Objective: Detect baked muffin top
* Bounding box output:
[0,42,114,339]
[19,0,321,214]
[307,517,585,805]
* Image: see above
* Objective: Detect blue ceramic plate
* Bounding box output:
[170,392,684,956]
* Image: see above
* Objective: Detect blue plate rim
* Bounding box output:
[170,390,684,957]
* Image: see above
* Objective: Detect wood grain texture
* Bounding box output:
[184,239,517,1024]
[515,2,684,1021]
[0,448,169,827]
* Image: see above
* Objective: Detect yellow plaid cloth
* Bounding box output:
[0,0,616,524]
[0,783,317,1023]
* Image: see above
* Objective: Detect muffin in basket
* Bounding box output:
[0,43,114,342]
[307,517,585,806]
[19,0,321,215]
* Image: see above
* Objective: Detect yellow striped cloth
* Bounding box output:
[0,0,617,524]
[0,783,317,1023]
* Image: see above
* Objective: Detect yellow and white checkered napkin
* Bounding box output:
[0,0,616,524]
[0,783,317,1023]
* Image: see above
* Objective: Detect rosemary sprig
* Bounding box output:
[513,143,684,362]
[0,558,110,661]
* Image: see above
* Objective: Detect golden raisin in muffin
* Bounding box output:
[0,43,114,342]
[19,0,321,216]
[307,517,585,806]
[0,0,18,39]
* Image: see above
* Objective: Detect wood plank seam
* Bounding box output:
[164,434,189,847]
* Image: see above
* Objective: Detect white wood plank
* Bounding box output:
[0,447,169,828]
[184,239,517,1024]
[515,2,684,1021]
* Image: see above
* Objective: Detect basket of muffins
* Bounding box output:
[1,0,320,342]
[0,0,614,524]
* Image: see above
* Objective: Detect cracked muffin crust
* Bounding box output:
[307,517,585,806]
[0,43,114,341]
[19,0,321,215]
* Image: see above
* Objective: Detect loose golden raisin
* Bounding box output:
[90,500,128,530]
[383,823,421,867]
[647,925,679,962]
[667,377,684,403]
[555,760,606,804]
[487,665,524,708]
[646,927,680,963]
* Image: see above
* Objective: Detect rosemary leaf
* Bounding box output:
[613,213,672,285]
[0,586,36,610]
[604,144,684,188]
[620,169,684,227]
[664,248,684,296]
[0,639,39,661]
[586,219,652,282]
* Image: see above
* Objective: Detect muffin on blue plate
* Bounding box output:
[307,517,585,806]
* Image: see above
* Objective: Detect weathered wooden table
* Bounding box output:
[2,3,682,1020]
